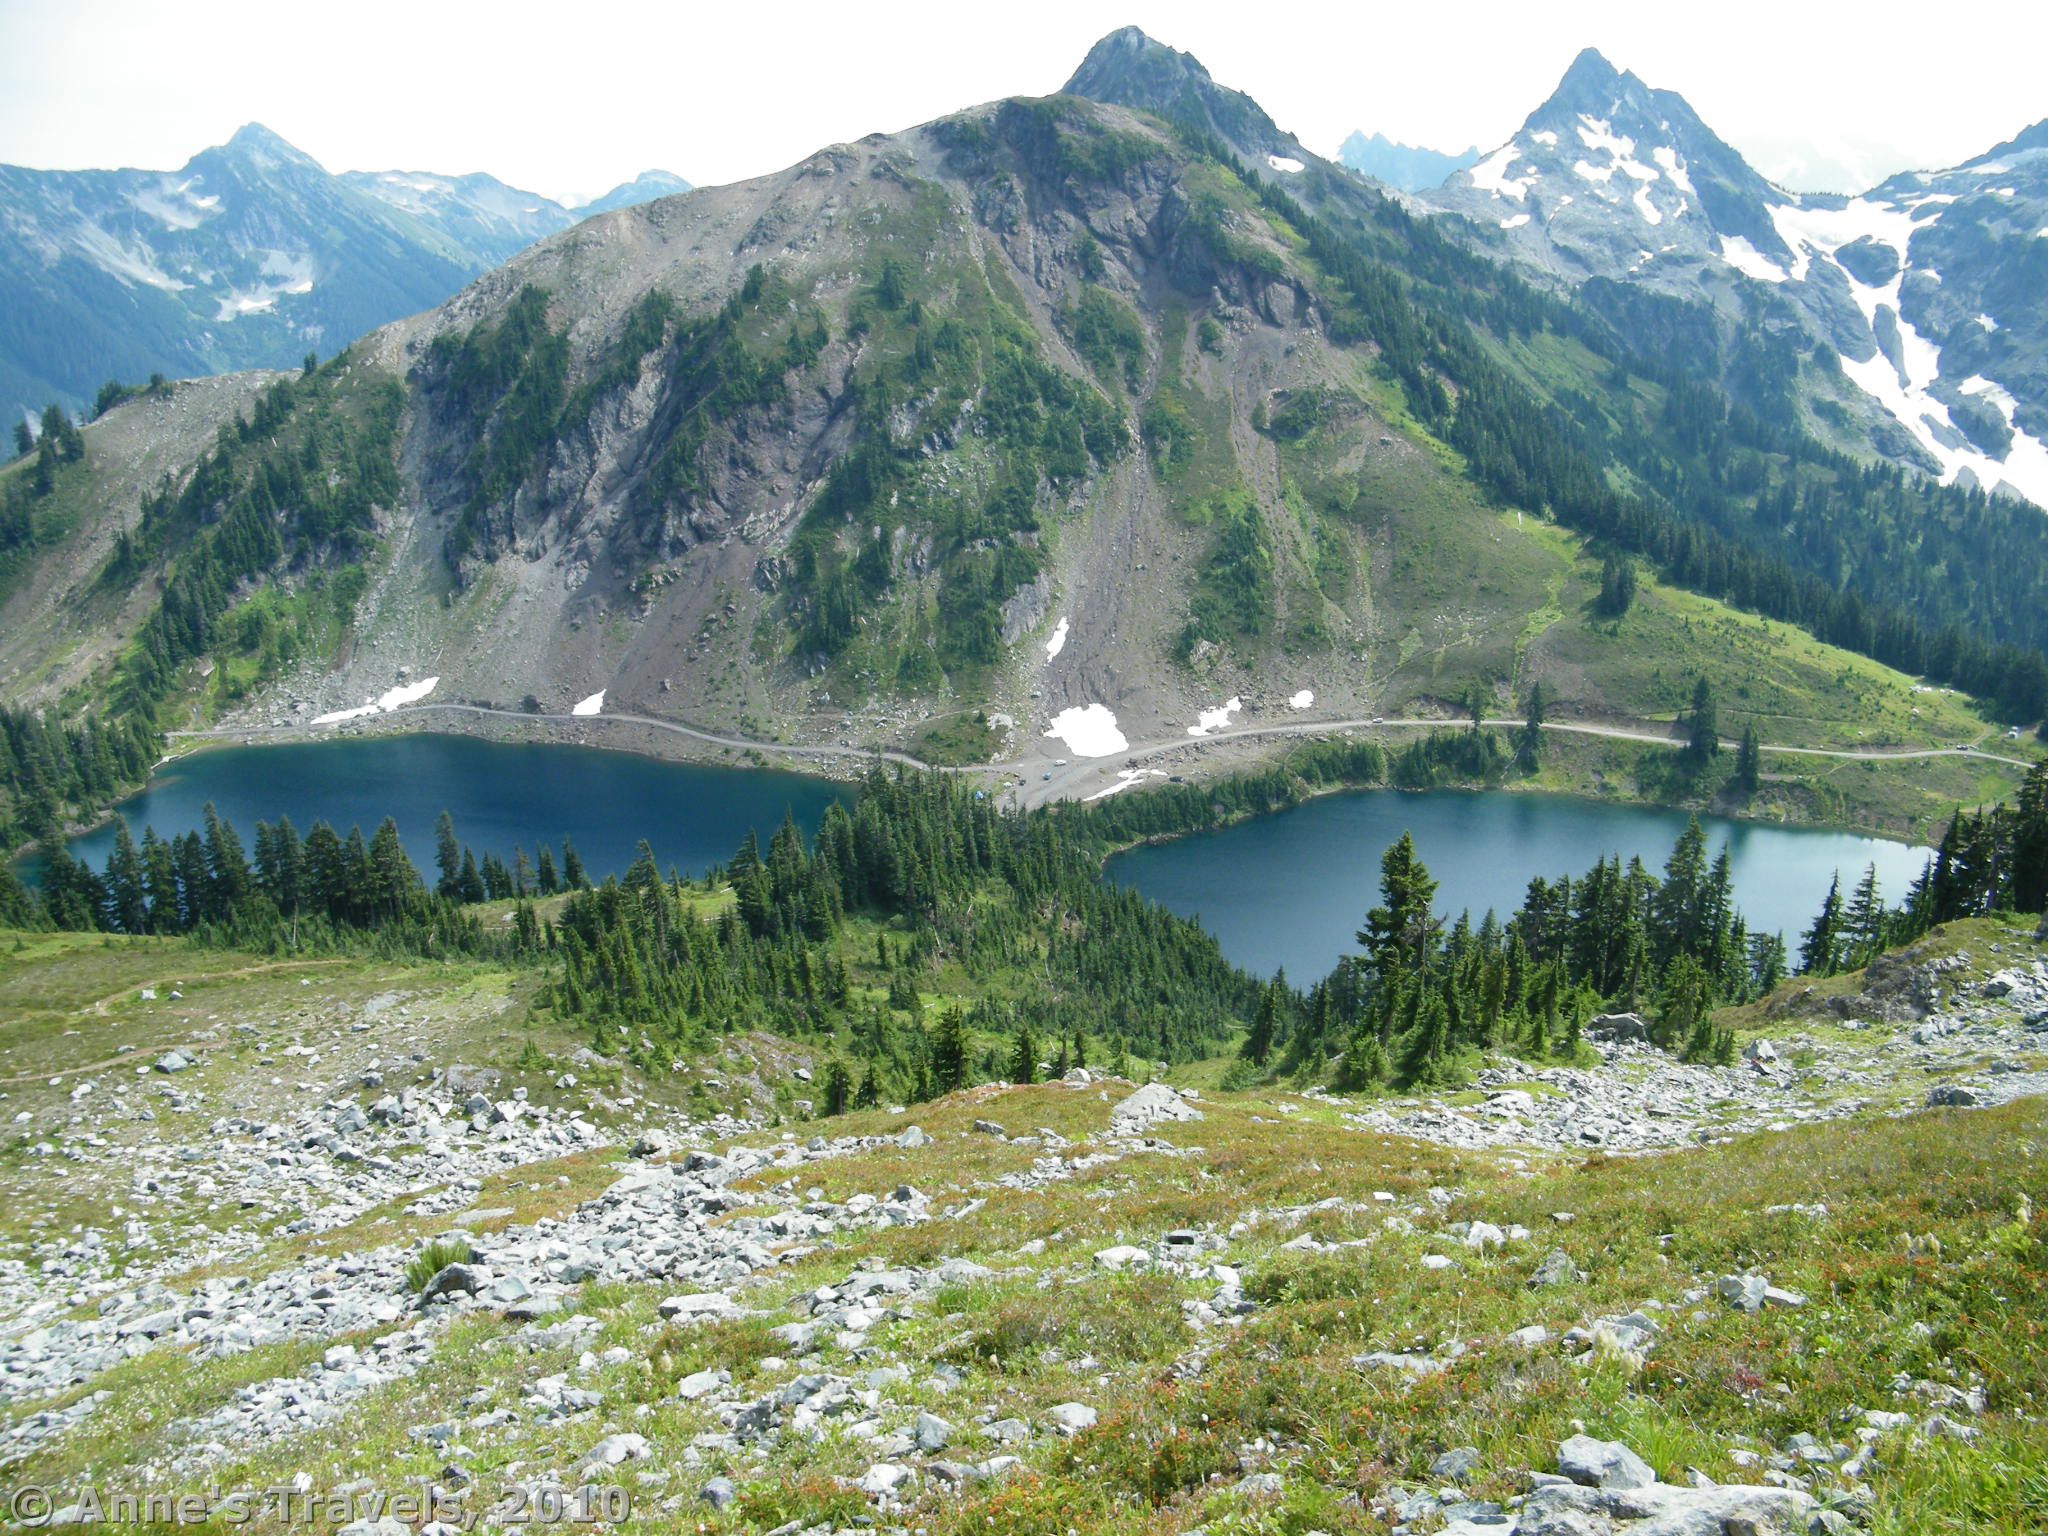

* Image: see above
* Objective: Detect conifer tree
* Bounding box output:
[1010,1023,1039,1085]
[1685,676,1719,763]
[1242,978,1282,1066]
[821,1055,852,1116]
[1516,682,1546,772]
[1800,874,1844,976]
[435,811,461,897]
[1842,864,1886,964]
[1734,723,1762,796]
[1359,832,1439,975]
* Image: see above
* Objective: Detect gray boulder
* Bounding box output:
[1556,1433,1656,1490]
[1927,1084,1983,1107]
[1109,1082,1203,1134]
[417,1263,485,1303]
[1522,1476,1815,1533]
[1716,1273,1769,1313]
[1586,1012,1649,1043]
[1430,1445,1481,1480]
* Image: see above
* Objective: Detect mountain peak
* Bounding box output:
[1062,26,1297,165]
[1560,46,1625,91]
[577,170,694,216]
[1064,27,1214,99]
[220,122,318,171]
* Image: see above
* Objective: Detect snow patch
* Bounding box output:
[1977,314,1999,332]
[1044,617,1069,661]
[1650,145,1695,195]
[1500,213,1531,230]
[1529,130,1559,148]
[1267,155,1305,174]
[1468,143,1537,202]
[311,676,439,727]
[571,691,606,717]
[1085,769,1167,803]
[1187,697,1243,737]
[1044,704,1127,758]
[67,224,188,292]
[1288,689,1314,710]
[1632,184,1663,226]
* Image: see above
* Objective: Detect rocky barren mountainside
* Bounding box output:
[5,26,2048,839]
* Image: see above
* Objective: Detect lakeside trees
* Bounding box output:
[14,756,2046,1111]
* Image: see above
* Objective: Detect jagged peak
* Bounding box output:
[1063,26,1213,95]
[1967,115,2048,165]
[217,122,320,171]
[1062,25,1295,164]
[1559,46,1627,93]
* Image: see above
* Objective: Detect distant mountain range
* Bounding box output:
[0,125,687,420]
[1337,130,1478,192]
[1419,47,2048,507]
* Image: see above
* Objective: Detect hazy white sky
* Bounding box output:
[2,0,2043,203]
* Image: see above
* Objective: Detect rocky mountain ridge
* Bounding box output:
[0,124,686,420]
[1337,130,1479,193]
[1423,48,2048,507]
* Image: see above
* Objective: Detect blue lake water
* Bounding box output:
[1105,788,1929,980]
[57,741,1929,986]
[60,735,849,881]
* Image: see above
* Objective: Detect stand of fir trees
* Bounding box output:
[1796,761,2048,974]
[9,759,2043,1116]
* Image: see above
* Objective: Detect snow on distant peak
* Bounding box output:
[1267,154,1304,174]
[1650,145,1695,195]
[1501,213,1532,230]
[1044,616,1069,661]
[1469,143,1538,202]
[1719,235,1789,283]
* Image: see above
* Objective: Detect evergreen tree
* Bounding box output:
[1010,1023,1039,1085]
[821,1055,852,1116]
[1842,863,1886,964]
[562,840,588,890]
[1337,1023,1388,1090]
[1241,978,1282,1066]
[1655,951,1712,1052]
[105,820,146,934]
[1516,683,1546,772]
[1597,554,1637,617]
[1800,874,1844,976]
[932,1005,969,1093]
[1392,986,1449,1087]
[1358,832,1440,975]
[1734,723,1762,796]
[1685,676,1719,762]
[435,811,462,898]
[1747,930,1787,996]
[536,845,559,895]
